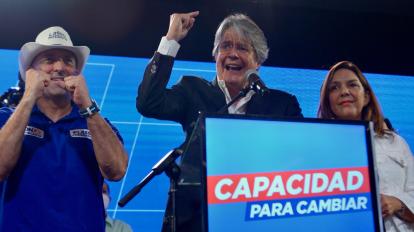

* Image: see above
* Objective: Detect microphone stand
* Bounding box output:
[217,86,252,114]
[217,76,269,114]
[118,149,183,232]
[165,162,181,232]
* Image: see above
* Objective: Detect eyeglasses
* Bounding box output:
[218,41,253,54]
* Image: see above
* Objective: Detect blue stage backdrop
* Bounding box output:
[0,49,413,231]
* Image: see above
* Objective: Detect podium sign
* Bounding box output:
[202,114,382,232]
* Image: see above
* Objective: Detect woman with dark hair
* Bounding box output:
[318,61,414,231]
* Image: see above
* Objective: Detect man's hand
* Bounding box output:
[166,11,199,42]
[381,194,403,218]
[64,74,92,109]
[24,69,50,101]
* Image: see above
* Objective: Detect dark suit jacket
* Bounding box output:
[137,52,303,231]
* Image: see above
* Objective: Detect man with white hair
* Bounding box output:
[137,12,303,231]
[0,26,128,231]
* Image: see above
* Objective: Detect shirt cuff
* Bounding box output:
[157,36,180,57]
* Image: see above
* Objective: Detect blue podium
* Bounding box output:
[201,114,383,232]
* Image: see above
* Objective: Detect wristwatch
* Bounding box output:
[79,99,100,118]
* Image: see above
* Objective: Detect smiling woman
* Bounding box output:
[326,68,369,121]
[318,61,414,232]
[318,61,385,135]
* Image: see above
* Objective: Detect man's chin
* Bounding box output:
[223,69,244,77]
[51,80,66,88]
[223,74,244,83]
[44,86,70,97]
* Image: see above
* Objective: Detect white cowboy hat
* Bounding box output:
[19,26,90,81]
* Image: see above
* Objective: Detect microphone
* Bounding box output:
[217,69,269,113]
[245,69,269,96]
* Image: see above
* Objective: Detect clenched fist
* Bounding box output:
[166,11,199,42]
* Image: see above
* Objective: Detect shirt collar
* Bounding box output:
[216,78,255,114]
[32,102,80,122]
[217,78,232,104]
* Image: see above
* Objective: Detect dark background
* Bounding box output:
[1,0,413,75]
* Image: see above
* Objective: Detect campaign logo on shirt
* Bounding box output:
[24,126,44,139]
[70,129,91,140]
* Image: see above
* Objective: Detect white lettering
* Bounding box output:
[232,178,251,199]
[253,176,270,198]
[286,174,303,195]
[215,178,233,200]
[267,175,286,196]
[312,173,329,193]
[347,171,363,191]
[327,172,346,192]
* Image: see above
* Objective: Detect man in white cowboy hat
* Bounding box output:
[0,26,128,231]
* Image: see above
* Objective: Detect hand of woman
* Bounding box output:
[381,194,403,218]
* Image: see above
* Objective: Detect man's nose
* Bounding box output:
[227,46,240,58]
[53,59,65,70]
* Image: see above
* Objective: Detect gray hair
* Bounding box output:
[212,13,269,65]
